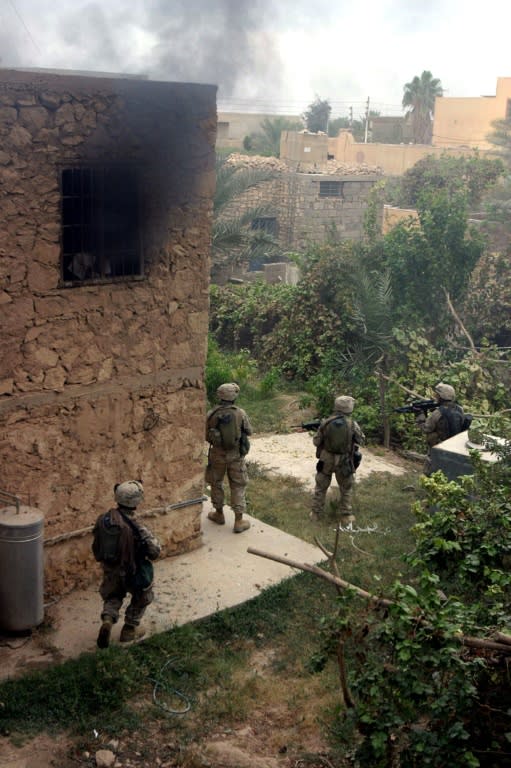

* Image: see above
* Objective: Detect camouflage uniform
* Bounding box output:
[92,480,161,647]
[205,383,253,532]
[311,396,365,521]
[93,513,160,626]
[416,383,466,474]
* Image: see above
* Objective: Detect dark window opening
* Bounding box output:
[251,216,278,236]
[61,166,142,283]
[319,181,344,198]
[506,99,511,120]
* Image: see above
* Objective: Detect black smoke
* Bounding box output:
[0,0,283,99]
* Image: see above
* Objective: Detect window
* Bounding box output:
[319,181,343,198]
[251,217,278,236]
[61,166,142,283]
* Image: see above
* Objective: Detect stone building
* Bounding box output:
[0,69,216,596]
[215,150,381,280]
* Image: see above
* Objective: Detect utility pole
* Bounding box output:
[364,97,370,143]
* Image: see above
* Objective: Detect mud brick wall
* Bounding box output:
[0,70,217,596]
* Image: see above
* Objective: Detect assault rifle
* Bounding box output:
[301,419,321,431]
[393,399,437,416]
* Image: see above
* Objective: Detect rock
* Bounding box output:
[95,749,116,767]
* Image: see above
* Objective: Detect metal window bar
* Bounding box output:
[61,167,142,283]
[319,181,343,198]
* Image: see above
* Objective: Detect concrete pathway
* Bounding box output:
[0,501,323,681]
[0,434,407,681]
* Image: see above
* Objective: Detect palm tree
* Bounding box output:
[212,153,280,269]
[402,71,443,144]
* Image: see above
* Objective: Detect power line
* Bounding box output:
[7,0,42,56]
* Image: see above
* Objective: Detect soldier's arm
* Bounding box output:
[241,410,253,436]
[353,420,365,445]
[422,408,441,434]
[312,422,325,448]
[135,524,161,560]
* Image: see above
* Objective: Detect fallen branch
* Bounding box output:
[247,547,392,607]
[247,547,511,655]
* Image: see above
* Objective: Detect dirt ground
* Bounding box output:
[0,431,407,768]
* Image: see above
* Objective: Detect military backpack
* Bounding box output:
[208,405,242,451]
[322,415,352,454]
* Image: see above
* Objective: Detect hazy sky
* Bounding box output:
[1,0,510,118]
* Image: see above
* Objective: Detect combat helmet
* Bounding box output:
[334,395,355,414]
[217,382,240,402]
[114,480,144,509]
[434,383,455,401]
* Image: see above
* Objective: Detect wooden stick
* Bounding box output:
[247,547,393,607]
[247,547,511,654]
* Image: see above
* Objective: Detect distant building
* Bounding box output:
[213,145,382,284]
[216,111,301,149]
[370,115,414,144]
[433,77,511,149]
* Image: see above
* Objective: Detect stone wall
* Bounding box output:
[217,154,381,255]
[0,70,217,596]
[291,174,379,249]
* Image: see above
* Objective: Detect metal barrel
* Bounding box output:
[0,505,44,632]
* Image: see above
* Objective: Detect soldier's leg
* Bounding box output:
[311,469,332,520]
[120,585,154,642]
[335,469,355,521]
[228,458,250,532]
[99,567,126,624]
[97,567,126,648]
[208,457,227,524]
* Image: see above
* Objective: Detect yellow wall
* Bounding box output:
[216,111,301,149]
[330,131,476,175]
[432,77,511,149]
[279,130,329,166]
[382,205,419,234]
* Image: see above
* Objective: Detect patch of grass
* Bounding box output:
[0,572,337,740]
[246,463,420,592]
[0,458,422,767]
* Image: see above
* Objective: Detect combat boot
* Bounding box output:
[339,513,356,527]
[233,514,250,533]
[97,616,113,649]
[119,623,145,643]
[207,508,225,525]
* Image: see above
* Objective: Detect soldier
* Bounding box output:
[92,480,161,648]
[416,382,468,474]
[205,382,252,533]
[311,395,365,525]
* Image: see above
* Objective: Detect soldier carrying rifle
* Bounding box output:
[309,395,365,525]
[395,383,470,475]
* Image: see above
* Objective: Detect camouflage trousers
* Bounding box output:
[99,564,154,626]
[312,452,355,517]
[207,452,248,515]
